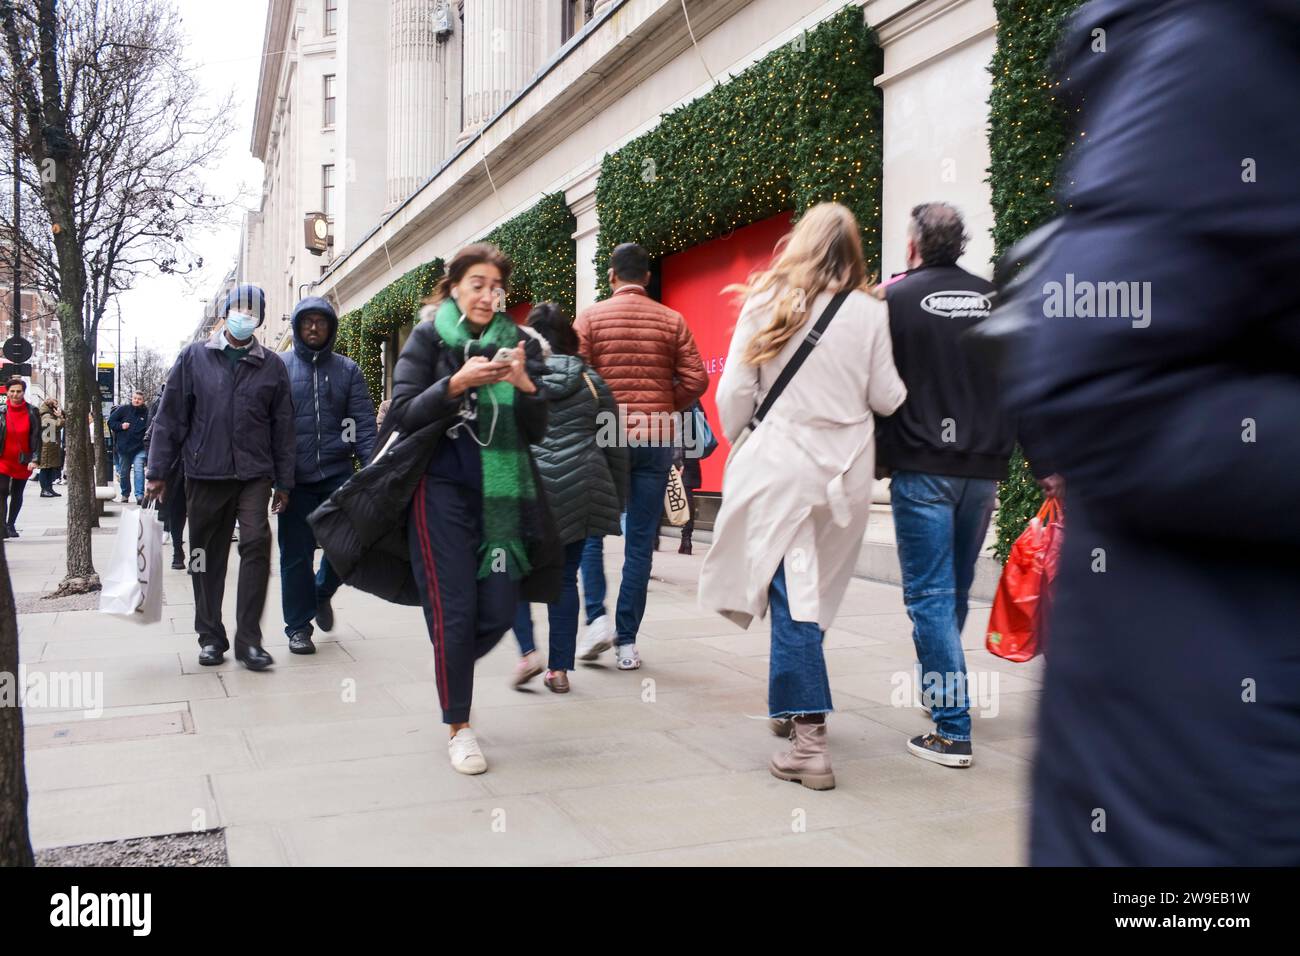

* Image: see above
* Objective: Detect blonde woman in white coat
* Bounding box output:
[699,203,907,791]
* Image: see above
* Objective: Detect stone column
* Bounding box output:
[566,165,602,313]
[388,0,439,206]
[457,0,544,143]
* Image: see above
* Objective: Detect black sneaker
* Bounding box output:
[288,629,316,655]
[171,553,186,570]
[907,733,973,768]
[6,524,17,538]
[315,597,334,633]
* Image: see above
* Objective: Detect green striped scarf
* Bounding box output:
[433,298,536,580]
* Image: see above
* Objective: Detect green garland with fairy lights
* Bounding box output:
[483,191,577,319]
[593,5,882,295]
[334,258,444,403]
[986,0,1084,562]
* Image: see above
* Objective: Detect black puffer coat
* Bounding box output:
[531,355,627,546]
[309,311,563,606]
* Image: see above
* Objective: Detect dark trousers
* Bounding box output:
[185,477,273,654]
[164,469,188,562]
[38,467,58,494]
[682,486,697,538]
[409,476,518,724]
[277,473,346,637]
[0,475,28,527]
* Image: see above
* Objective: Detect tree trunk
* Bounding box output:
[85,351,107,526]
[0,538,35,867]
[53,302,99,596]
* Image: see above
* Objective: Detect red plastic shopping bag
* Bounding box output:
[986,497,1064,661]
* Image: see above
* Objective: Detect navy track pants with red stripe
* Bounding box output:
[408,476,518,724]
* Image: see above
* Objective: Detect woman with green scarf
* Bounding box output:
[385,243,558,775]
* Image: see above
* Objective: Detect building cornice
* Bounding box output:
[867,0,996,88]
[252,0,296,160]
[316,0,761,305]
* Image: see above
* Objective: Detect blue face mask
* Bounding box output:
[225,311,258,340]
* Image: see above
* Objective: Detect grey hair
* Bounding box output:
[909,202,968,266]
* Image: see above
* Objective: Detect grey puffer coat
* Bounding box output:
[531,355,627,546]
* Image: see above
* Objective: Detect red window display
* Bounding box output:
[660,210,794,493]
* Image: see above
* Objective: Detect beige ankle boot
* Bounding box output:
[769,716,835,790]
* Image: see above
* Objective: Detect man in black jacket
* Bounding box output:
[145,284,295,671]
[877,202,1016,769]
[107,391,149,504]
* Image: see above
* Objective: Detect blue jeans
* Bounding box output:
[581,444,673,645]
[580,535,606,626]
[890,470,997,742]
[768,562,833,718]
[116,448,145,498]
[513,539,586,670]
[277,474,346,637]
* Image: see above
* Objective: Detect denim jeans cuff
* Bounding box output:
[937,728,971,742]
[770,707,834,719]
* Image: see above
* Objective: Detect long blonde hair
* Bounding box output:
[727,203,868,366]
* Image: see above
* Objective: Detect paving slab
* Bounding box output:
[14,490,1037,865]
[279,795,607,866]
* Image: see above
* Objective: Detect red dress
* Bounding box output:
[1,402,32,480]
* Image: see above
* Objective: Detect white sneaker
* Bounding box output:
[576,614,613,661]
[448,728,487,775]
[615,643,641,670]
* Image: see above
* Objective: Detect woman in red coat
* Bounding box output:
[0,378,43,539]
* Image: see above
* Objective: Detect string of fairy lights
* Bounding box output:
[483,192,577,319]
[987,0,1086,561]
[334,192,577,403]
[335,259,444,403]
[594,6,884,297]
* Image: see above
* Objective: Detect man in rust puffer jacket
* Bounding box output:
[573,242,707,670]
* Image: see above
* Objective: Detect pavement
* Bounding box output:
[11,488,1042,866]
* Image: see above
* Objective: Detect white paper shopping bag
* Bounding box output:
[98,504,165,623]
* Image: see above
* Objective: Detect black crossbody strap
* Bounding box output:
[750,290,850,429]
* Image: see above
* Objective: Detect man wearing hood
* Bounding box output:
[277,295,377,654]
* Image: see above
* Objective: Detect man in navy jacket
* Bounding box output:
[146,284,295,671]
[277,295,377,654]
[1012,0,1300,864]
[108,391,150,503]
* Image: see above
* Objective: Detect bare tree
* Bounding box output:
[118,342,171,400]
[0,0,234,596]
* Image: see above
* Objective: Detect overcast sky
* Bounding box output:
[108,0,268,366]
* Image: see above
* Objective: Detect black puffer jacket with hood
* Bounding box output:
[531,354,627,545]
[280,296,377,485]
